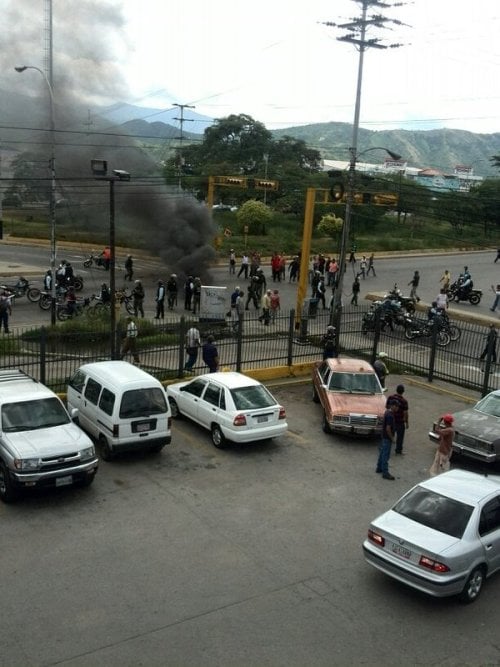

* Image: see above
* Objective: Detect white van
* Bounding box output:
[67,361,171,460]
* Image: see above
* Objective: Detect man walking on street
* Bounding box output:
[387,384,409,455]
[408,270,421,301]
[376,400,398,480]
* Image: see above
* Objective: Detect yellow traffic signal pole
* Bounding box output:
[295,187,317,328]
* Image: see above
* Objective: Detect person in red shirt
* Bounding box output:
[429,414,454,476]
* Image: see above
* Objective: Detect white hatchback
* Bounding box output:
[166,372,287,448]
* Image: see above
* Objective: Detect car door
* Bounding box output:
[197,381,223,429]
[478,495,500,573]
[178,378,207,422]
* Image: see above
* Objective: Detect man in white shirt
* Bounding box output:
[184,326,201,372]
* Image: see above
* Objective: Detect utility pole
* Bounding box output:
[322,0,406,342]
[173,103,195,193]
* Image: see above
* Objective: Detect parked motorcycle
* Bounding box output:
[384,285,416,314]
[404,316,451,346]
[446,280,482,305]
[39,286,68,310]
[1,277,41,302]
[57,296,93,321]
[83,253,108,269]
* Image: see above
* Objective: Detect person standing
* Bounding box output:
[101,246,111,271]
[495,249,500,263]
[373,352,389,389]
[429,414,454,476]
[259,289,272,325]
[490,284,500,312]
[436,288,448,310]
[315,275,326,309]
[192,277,201,315]
[237,254,249,279]
[184,276,194,311]
[184,325,201,372]
[479,324,498,362]
[408,270,421,301]
[270,289,280,323]
[229,249,236,274]
[386,384,409,455]
[124,255,134,281]
[440,269,451,291]
[166,274,178,310]
[320,325,338,360]
[0,290,12,333]
[359,255,367,279]
[132,280,145,318]
[231,289,245,331]
[351,275,360,305]
[155,280,165,319]
[202,335,219,373]
[376,400,398,480]
[366,253,376,277]
[120,316,140,365]
[43,269,52,292]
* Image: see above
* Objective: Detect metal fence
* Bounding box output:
[0,305,497,396]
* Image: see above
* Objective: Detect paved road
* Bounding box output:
[3,374,500,666]
[1,241,499,329]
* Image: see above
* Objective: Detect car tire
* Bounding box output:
[99,436,114,461]
[0,461,19,503]
[322,412,332,434]
[459,566,485,603]
[168,397,181,418]
[312,385,320,403]
[211,424,228,449]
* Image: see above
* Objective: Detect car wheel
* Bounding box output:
[211,424,228,449]
[0,462,19,503]
[99,436,114,461]
[459,566,485,603]
[312,385,320,403]
[168,397,181,418]
[322,411,332,434]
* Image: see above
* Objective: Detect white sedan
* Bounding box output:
[166,372,287,448]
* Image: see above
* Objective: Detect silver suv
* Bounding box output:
[0,369,98,502]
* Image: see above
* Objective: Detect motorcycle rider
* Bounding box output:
[457,266,473,300]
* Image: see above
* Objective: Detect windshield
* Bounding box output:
[393,486,473,539]
[119,388,167,418]
[475,393,500,418]
[231,385,276,410]
[2,397,70,432]
[328,372,381,394]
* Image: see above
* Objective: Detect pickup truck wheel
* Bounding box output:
[99,436,114,461]
[0,462,19,503]
[211,424,228,449]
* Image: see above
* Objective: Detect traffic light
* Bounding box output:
[327,169,345,202]
[253,179,279,191]
[215,176,247,187]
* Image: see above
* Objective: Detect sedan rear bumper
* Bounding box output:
[223,422,288,443]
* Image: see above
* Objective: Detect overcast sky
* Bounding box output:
[4,0,500,134]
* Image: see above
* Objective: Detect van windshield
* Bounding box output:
[2,397,70,432]
[119,388,167,418]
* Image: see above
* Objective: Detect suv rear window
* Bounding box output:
[393,486,473,539]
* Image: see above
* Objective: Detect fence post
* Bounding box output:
[178,316,186,377]
[236,313,243,372]
[428,320,438,383]
[40,326,46,385]
[370,308,382,364]
[288,309,295,365]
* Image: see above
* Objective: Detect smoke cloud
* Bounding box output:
[1,1,217,281]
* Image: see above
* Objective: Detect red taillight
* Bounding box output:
[278,407,286,420]
[419,556,450,572]
[112,424,119,437]
[368,529,385,547]
[233,414,247,427]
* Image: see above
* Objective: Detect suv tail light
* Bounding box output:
[278,407,286,420]
[233,414,247,427]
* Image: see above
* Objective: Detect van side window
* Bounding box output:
[69,370,87,393]
[84,378,101,405]
[99,388,115,416]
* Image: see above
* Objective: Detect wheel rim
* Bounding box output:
[0,467,6,496]
[467,570,483,599]
[212,426,222,446]
[169,399,179,418]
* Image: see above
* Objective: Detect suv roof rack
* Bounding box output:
[0,369,35,383]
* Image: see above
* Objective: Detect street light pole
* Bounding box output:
[91,160,130,360]
[15,65,57,325]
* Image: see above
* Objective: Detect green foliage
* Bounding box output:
[236,200,274,235]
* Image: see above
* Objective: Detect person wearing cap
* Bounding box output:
[373,352,389,389]
[376,399,399,480]
[386,384,409,455]
[429,414,455,476]
[320,325,338,360]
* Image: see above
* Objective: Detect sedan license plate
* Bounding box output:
[257,415,269,423]
[56,475,73,487]
[392,544,411,559]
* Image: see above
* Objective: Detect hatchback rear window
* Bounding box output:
[231,385,276,410]
[393,486,473,539]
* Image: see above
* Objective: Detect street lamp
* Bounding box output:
[15,65,57,325]
[91,159,130,359]
[332,145,401,334]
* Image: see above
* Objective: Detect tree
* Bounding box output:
[236,200,273,235]
[317,213,344,248]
